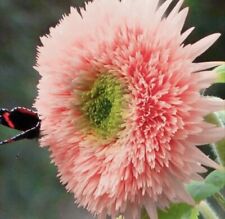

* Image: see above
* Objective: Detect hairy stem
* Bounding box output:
[213,192,225,211]
[197,201,219,219]
[206,112,225,166]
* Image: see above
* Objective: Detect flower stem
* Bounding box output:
[197,201,219,219]
[213,192,225,211]
[205,112,225,166]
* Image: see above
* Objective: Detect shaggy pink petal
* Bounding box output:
[180,27,195,43]
[168,0,184,18]
[191,61,225,72]
[35,0,225,219]
[188,34,221,59]
[194,70,217,89]
[143,199,158,219]
[197,97,225,115]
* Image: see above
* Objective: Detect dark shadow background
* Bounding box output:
[0,0,224,218]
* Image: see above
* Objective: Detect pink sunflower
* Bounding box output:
[35,0,225,219]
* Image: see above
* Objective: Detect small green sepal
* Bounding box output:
[215,64,225,83]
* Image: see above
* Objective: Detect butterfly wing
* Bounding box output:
[0,107,40,145]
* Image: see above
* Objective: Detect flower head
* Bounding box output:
[35,0,225,218]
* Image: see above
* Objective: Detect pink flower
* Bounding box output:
[35,0,225,218]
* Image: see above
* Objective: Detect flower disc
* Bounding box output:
[80,73,124,138]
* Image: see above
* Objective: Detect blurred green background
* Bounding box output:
[0,0,224,219]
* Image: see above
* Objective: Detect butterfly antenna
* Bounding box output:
[0,132,28,145]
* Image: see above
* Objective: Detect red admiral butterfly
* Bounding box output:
[0,107,40,145]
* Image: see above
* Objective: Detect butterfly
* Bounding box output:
[0,107,40,145]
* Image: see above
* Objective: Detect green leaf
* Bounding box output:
[215,64,225,83]
[205,169,225,188]
[158,203,199,219]
[187,170,225,202]
[187,181,218,202]
[189,208,199,219]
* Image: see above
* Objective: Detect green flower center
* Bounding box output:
[81,73,123,138]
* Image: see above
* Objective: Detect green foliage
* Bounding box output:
[141,204,198,219]
[156,170,225,219]
[141,170,225,219]
[187,170,225,202]
[158,204,199,219]
[214,139,225,166]
[205,111,225,166]
[205,170,225,189]
[215,65,225,83]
